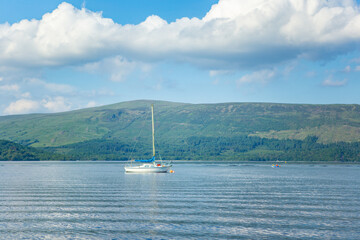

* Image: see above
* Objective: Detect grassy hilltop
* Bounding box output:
[1,100,360,161]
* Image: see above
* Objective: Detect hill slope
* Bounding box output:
[1,100,360,146]
[0,140,65,161]
[1,100,360,161]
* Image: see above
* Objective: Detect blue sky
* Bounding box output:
[0,0,360,115]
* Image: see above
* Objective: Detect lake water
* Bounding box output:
[0,162,359,239]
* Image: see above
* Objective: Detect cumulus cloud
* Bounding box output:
[3,96,72,115]
[41,96,72,112]
[4,99,40,115]
[0,0,359,71]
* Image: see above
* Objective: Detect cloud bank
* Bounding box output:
[1,0,359,71]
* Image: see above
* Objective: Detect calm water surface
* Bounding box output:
[0,162,359,239]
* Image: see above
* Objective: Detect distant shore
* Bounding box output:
[1,160,359,164]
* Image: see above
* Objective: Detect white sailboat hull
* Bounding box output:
[124,165,171,173]
[124,104,173,174]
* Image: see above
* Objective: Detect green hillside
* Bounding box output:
[0,140,65,161]
[1,100,360,161]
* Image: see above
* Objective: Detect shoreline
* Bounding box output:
[1,160,359,164]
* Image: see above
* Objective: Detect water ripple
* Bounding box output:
[0,162,359,239]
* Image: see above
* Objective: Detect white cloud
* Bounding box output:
[282,62,297,76]
[42,96,72,112]
[4,99,40,115]
[322,77,347,87]
[355,66,360,71]
[21,92,31,98]
[0,84,19,92]
[0,77,3,82]
[79,56,148,82]
[237,69,275,86]
[81,0,86,9]
[86,101,97,108]
[3,96,73,115]
[0,1,359,71]
[209,70,232,77]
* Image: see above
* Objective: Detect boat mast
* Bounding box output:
[151,104,155,157]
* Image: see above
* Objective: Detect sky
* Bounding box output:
[0,0,360,115]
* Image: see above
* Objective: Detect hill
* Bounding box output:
[0,100,360,161]
[0,140,65,161]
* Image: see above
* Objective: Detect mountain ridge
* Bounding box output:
[1,100,360,147]
[1,100,360,161]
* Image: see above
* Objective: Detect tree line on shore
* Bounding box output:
[1,136,360,162]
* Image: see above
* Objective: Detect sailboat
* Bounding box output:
[124,104,172,173]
